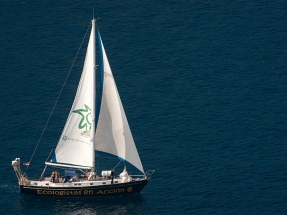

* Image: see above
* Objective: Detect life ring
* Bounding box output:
[20,177,26,185]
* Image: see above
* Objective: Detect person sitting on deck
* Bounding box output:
[51,170,57,183]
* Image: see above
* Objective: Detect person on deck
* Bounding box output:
[111,170,115,184]
[51,170,58,183]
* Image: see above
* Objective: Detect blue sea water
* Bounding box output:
[1,0,287,214]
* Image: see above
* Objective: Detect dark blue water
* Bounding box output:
[1,1,287,214]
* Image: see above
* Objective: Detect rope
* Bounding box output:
[24,23,92,174]
[113,160,122,170]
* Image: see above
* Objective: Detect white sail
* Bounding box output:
[51,20,96,168]
[95,32,144,173]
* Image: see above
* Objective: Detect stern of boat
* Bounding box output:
[12,158,29,187]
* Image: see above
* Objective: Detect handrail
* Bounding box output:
[145,170,155,178]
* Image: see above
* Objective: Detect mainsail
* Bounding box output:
[47,20,96,169]
[95,31,144,174]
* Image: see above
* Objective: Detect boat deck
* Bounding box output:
[26,176,144,188]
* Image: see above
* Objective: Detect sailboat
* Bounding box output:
[12,19,154,197]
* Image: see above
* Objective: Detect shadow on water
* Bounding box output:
[12,193,149,215]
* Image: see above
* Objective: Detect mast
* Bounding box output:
[91,18,96,173]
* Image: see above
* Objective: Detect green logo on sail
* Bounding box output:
[72,104,92,131]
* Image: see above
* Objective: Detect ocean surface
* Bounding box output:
[1,1,287,214]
